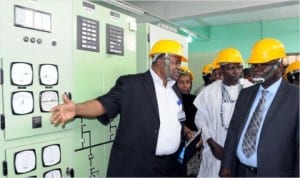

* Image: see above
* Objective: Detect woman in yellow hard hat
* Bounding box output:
[176,66,201,177]
[177,66,194,94]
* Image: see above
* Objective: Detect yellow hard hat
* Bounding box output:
[212,58,220,70]
[215,48,244,65]
[285,61,300,76]
[149,39,188,62]
[179,66,194,80]
[202,63,213,75]
[248,38,286,64]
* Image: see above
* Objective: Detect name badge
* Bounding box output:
[177,111,186,122]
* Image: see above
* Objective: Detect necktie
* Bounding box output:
[242,90,268,158]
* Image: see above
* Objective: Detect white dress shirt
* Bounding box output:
[150,69,182,155]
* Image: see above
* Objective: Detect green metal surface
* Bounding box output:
[0,0,137,177]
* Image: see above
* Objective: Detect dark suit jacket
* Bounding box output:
[97,71,183,177]
[222,79,299,177]
[182,93,197,131]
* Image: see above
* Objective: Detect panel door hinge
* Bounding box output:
[0,68,3,84]
[147,33,150,42]
[2,161,7,176]
[1,114,5,130]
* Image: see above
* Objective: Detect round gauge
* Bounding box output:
[11,91,34,115]
[42,144,61,166]
[40,90,59,112]
[44,169,61,178]
[14,149,36,174]
[11,62,33,86]
[39,64,58,86]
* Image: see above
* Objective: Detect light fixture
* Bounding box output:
[187,34,193,43]
[105,0,145,15]
[103,0,209,41]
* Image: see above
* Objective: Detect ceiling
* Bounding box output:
[104,0,300,30]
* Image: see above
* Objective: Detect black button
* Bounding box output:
[23,36,29,42]
[30,37,35,43]
[52,40,57,46]
[32,116,42,128]
[37,38,42,44]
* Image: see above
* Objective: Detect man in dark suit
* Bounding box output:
[219,38,299,177]
[50,39,187,177]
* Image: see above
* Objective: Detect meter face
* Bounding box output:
[11,62,33,86]
[14,149,36,174]
[11,91,34,115]
[44,169,62,178]
[39,64,58,86]
[40,90,59,112]
[42,144,61,166]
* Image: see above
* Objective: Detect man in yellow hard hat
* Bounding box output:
[194,63,214,95]
[243,67,254,83]
[50,39,187,176]
[212,58,223,81]
[285,60,300,86]
[193,48,253,177]
[220,38,299,177]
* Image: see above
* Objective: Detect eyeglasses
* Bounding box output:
[250,61,279,69]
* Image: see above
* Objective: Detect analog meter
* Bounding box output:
[44,169,62,178]
[40,90,59,112]
[14,149,36,174]
[11,91,34,115]
[39,64,58,86]
[42,144,61,166]
[11,62,33,86]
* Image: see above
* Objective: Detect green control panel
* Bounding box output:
[0,0,136,177]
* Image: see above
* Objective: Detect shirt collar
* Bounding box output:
[150,68,175,87]
[259,78,282,95]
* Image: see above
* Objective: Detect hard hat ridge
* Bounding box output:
[149,39,188,62]
[248,38,286,64]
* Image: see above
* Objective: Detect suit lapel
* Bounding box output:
[261,80,286,131]
[143,71,159,122]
